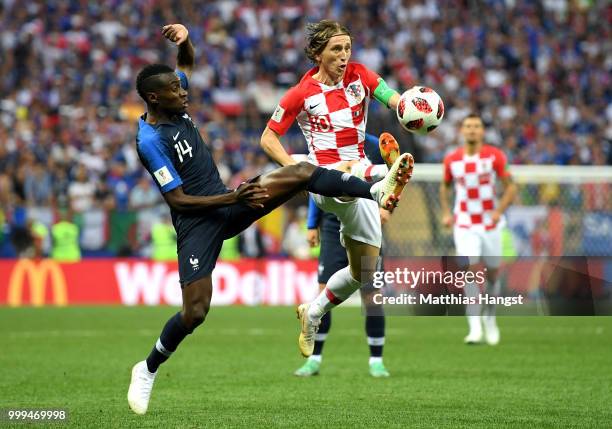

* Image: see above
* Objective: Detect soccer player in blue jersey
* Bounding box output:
[127,23,413,415]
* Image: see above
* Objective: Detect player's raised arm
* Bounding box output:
[162,24,194,79]
[374,78,401,110]
[357,63,401,110]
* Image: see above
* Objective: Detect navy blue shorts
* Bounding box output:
[177,196,274,287]
[317,212,384,287]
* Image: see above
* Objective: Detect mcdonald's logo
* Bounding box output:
[7,259,68,307]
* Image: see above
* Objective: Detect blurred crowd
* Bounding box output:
[0,0,610,257]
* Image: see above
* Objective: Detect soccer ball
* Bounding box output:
[396,86,444,135]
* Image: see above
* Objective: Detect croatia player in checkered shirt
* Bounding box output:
[260,19,414,358]
[440,114,517,345]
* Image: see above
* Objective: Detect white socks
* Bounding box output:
[465,278,500,330]
[308,266,361,322]
[484,279,501,317]
[364,164,389,182]
[464,282,482,317]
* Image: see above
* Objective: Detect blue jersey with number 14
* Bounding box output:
[136,71,227,236]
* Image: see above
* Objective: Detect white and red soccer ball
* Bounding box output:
[396,86,444,135]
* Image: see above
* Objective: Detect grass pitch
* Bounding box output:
[1,306,611,428]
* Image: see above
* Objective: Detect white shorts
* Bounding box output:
[312,193,382,248]
[453,225,502,268]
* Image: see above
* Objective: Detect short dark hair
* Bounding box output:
[136,64,175,101]
[304,20,351,64]
[463,112,483,122]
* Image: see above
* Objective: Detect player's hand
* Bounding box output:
[491,210,501,225]
[162,24,189,45]
[234,183,269,209]
[380,208,391,225]
[306,229,320,247]
[442,212,453,228]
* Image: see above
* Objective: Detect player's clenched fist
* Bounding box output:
[234,182,269,209]
[162,24,189,45]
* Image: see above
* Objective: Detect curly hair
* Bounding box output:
[304,20,352,64]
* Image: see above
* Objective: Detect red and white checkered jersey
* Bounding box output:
[443,145,511,231]
[267,63,381,166]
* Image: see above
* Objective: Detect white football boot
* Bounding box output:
[296,304,320,358]
[464,316,484,344]
[370,153,414,213]
[127,360,157,415]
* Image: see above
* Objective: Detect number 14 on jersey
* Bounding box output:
[174,140,193,162]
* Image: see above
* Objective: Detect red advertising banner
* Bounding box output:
[0,259,319,307]
[1,258,608,307]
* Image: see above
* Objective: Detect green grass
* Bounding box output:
[1,307,611,428]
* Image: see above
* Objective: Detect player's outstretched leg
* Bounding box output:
[128,276,212,415]
[252,156,413,216]
[298,236,380,357]
[350,132,401,183]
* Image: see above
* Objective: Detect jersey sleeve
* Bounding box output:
[267,86,304,136]
[493,148,511,178]
[443,154,453,184]
[175,70,189,90]
[137,134,183,193]
[306,195,322,229]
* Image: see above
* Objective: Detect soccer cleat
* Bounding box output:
[464,329,484,345]
[378,132,401,168]
[127,360,157,415]
[369,361,391,378]
[483,316,500,346]
[296,303,320,358]
[370,152,414,212]
[294,358,321,377]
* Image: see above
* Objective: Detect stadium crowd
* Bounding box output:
[0,0,610,257]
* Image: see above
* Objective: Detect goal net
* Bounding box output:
[383,164,612,258]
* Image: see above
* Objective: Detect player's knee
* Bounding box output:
[183,300,210,332]
[293,161,315,181]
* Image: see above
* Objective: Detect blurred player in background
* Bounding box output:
[295,133,392,378]
[260,19,412,358]
[440,114,517,345]
[128,23,409,415]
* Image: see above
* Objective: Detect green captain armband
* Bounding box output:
[373,78,397,108]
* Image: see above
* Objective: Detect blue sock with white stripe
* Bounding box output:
[146,312,190,373]
[366,315,385,359]
[312,311,332,358]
